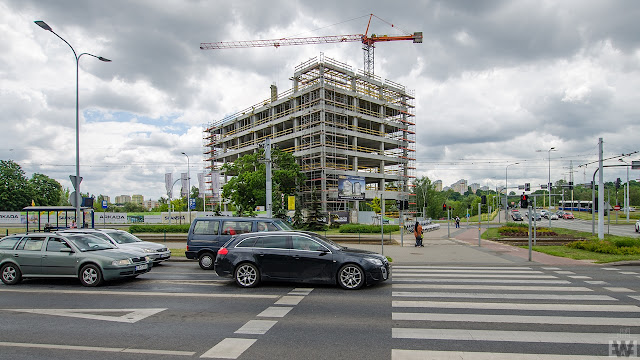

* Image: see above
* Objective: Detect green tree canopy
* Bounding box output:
[0,160,33,210]
[221,148,305,216]
[29,173,62,206]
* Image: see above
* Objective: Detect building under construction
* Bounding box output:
[203,54,416,215]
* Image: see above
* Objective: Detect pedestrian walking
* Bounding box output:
[455,216,460,228]
[413,221,424,247]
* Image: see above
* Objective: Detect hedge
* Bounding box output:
[339,224,399,234]
[129,224,191,233]
[567,239,640,255]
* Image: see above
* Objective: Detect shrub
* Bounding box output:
[129,224,191,233]
[567,239,640,255]
[339,224,399,234]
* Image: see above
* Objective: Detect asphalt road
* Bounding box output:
[1,261,640,359]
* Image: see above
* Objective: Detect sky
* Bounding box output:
[2,0,639,202]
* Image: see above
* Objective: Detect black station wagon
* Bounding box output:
[214,231,389,290]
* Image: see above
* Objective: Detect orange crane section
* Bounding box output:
[200,14,422,75]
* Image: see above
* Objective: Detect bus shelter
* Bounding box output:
[23,206,94,233]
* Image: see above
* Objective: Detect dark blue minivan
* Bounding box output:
[186,217,292,270]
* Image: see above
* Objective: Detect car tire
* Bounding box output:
[234,263,259,288]
[79,264,103,287]
[198,252,216,270]
[338,264,364,290]
[1,263,22,285]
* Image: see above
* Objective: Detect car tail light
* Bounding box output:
[218,247,228,256]
[186,245,189,251]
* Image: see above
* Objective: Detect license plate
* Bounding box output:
[135,264,148,271]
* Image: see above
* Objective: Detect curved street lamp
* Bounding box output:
[182,152,191,223]
[34,20,111,226]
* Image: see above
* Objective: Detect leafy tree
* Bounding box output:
[29,173,62,206]
[0,160,32,210]
[304,189,326,230]
[221,148,305,217]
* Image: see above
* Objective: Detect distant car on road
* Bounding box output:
[635,220,640,232]
[550,213,559,220]
[512,213,523,221]
[563,212,575,219]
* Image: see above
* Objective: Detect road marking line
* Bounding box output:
[393,312,640,326]
[392,292,616,301]
[602,268,620,270]
[542,267,561,270]
[143,280,228,286]
[605,287,634,292]
[568,275,591,279]
[257,307,293,318]
[274,296,304,305]
[391,301,639,312]
[3,308,166,323]
[391,273,557,278]
[392,278,571,284]
[392,266,532,270]
[392,284,593,292]
[0,288,279,299]
[200,338,256,359]
[0,341,194,356]
[584,280,607,285]
[234,320,277,335]
[391,328,632,344]
[621,271,639,275]
[554,271,575,274]
[391,349,615,359]
[289,288,313,296]
[630,296,640,301]
[392,269,543,274]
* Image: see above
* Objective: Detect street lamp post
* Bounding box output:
[35,21,111,226]
[505,163,519,220]
[620,159,630,222]
[182,152,191,224]
[537,147,556,228]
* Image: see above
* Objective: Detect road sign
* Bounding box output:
[614,205,621,211]
[540,184,547,189]
[189,198,196,210]
[632,161,640,170]
[102,200,108,209]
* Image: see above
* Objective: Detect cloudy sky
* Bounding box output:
[2,0,639,202]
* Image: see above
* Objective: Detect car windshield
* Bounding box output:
[273,219,293,231]
[66,234,116,252]
[108,231,142,244]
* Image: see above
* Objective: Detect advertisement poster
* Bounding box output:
[338,175,365,200]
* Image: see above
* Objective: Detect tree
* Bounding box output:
[221,148,305,216]
[29,173,62,206]
[0,160,32,210]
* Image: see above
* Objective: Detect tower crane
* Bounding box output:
[200,14,422,75]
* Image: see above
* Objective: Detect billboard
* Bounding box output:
[338,175,365,200]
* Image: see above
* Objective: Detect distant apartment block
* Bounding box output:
[469,183,480,193]
[132,194,144,205]
[451,179,468,195]
[115,195,131,204]
[433,180,443,192]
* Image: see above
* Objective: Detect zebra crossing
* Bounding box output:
[390,265,640,359]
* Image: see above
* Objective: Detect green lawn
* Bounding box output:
[527,246,640,263]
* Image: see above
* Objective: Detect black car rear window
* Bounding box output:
[254,236,288,249]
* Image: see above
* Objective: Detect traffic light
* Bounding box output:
[524,183,530,191]
[481,195,487,205]
[443,203,447,211]
[615,178,622,190]
[520,194,529,208]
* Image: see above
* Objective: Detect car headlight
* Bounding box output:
[142,248,155,253]
[112,259,132,266]
[364,258,383,266]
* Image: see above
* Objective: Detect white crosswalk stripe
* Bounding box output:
[390,265,640,358]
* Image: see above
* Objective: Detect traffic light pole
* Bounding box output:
[478,203,482,247]
[528,204,533,261]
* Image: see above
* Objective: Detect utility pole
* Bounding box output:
[264,138,272,218]
[598,138,604,240]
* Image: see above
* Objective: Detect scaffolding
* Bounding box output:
[203,54,416,214]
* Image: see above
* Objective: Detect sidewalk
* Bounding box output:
[342,225,600,266]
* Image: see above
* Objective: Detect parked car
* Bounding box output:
[58,229,170,264]
[556,210,565,218]
[511,213,523,221]
[550,213,559,220]
[186,217,293,270]
[563,212,575,219]
[215,231,389,290]
[635,219,639,232]
[0,233,152,287]
[540,210,549,218]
